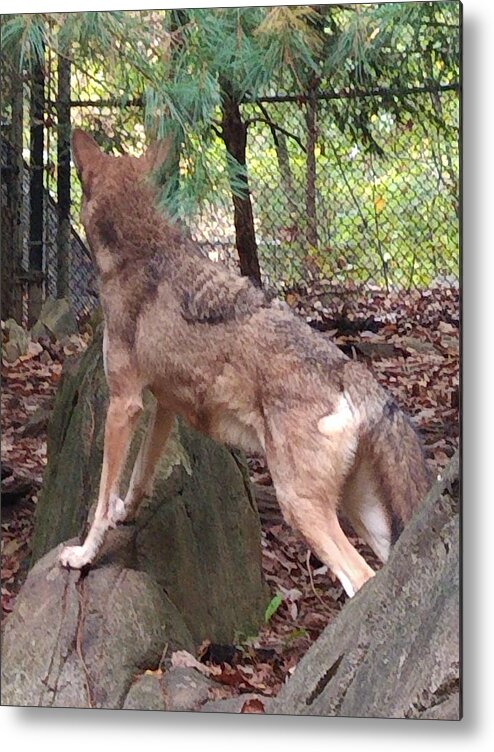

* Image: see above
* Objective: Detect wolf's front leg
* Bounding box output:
[108,402,175,525]
[60,393,143,569]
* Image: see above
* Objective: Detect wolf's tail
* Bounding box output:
[364,398,431,544]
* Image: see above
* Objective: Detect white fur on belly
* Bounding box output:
[213,412,265,454]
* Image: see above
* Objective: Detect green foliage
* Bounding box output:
[1,14,48,70]
[245,83,459,290]
[264,593,283,623]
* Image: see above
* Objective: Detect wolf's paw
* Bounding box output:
[60,545,91,570]
[108,496,126,527]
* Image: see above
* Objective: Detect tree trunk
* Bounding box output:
[271,128,301,232]
[1,60,25,323]
[28,55,45,326]
[220,85,262,287]
[56,52,71,299]
[0,162,15,321]
[11,65,25,323]
[271,453,460,720]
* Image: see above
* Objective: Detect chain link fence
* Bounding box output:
[191,89,459,296]
[1,136,97,322]
[2,86,460,323]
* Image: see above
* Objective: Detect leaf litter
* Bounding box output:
[1,285,459,703]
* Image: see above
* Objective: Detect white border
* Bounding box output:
[2,0,493,748]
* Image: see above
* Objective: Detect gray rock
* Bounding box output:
[1,541,193,709]
[30,319,51,342]
[123,667,216,713]
[270,454,460,720]
[2,341,21,363]
[162,667,214,712]
[201,692,273,714]
[123,674,166,711]
[31,330,267,646]
[4,318,30,357]
[35,297,78,341]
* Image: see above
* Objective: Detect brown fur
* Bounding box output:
[60,129,431,597]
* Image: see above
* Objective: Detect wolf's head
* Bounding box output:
[71,129,174,269]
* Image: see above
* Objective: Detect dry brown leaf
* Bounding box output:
[241,698,265,713]
[170,650,221,677]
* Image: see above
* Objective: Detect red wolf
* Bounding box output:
[60,129,430,598]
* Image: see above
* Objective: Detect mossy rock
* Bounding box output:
[30,331,267,646]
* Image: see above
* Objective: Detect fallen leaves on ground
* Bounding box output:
[1,334,87,623]
[1,285,459,703]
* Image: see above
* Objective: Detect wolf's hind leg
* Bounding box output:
[60,392,143,569]
[109,402,175,524]
[275,488,375,597]
[266,401,374,597]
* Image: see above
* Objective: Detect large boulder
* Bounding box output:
[2,332,267,708]
[30,330,267,646]
[31,296,78,342]
[1,540,194,709]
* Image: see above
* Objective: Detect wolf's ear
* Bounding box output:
[142,134,174,174]
[72,129,106,196]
